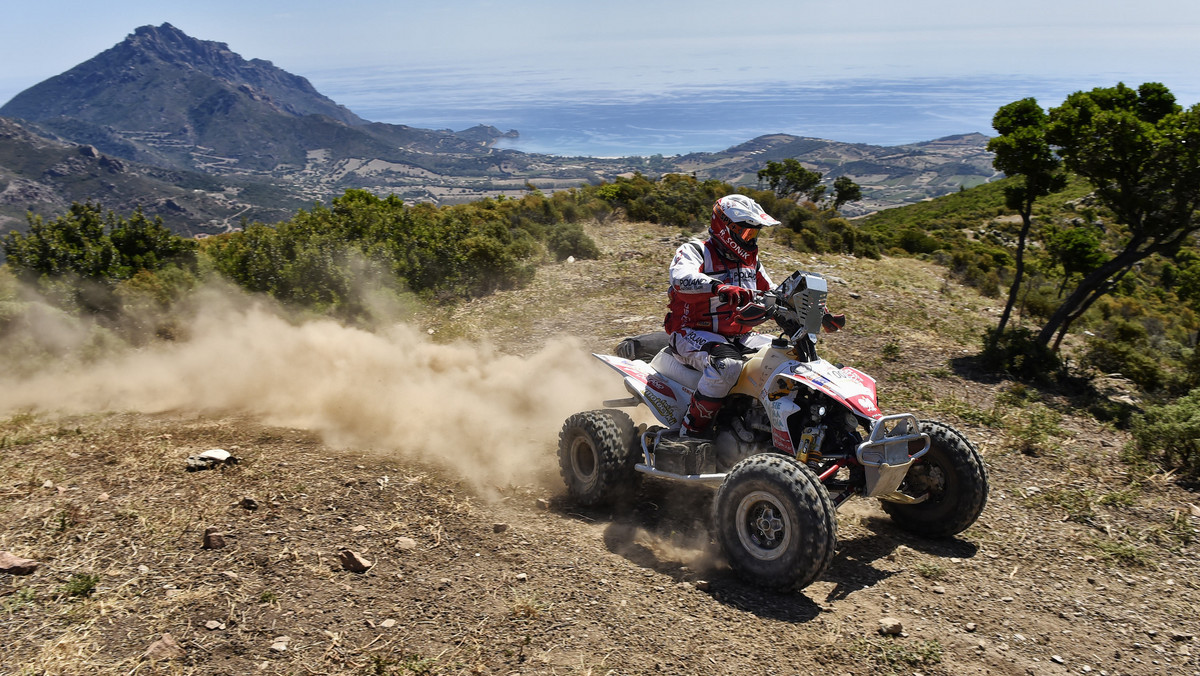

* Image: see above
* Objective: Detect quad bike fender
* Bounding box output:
[747,356,884,454]
[772,359,883,421]
[592,353,688,427]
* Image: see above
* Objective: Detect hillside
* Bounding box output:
[0,117,303,235]
[2,219,1197,675]
[0,23,997,236]
[675,133,998,216]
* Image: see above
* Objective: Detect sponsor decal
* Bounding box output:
[645,391,678,425]
[646,377,676,399]
[772,428,793,452]
[855,396,878,414]
[838,368,866,386]
[610,361,649,384]
[716,231,753,261]
[678,277,711,292]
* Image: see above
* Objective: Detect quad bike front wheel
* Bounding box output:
[881,420,988,537]
[557,409,639,507]
[713,454,837,590]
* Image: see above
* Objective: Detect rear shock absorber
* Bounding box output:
[798,400,828,467]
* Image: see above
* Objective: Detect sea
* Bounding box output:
[304,69,1172,158]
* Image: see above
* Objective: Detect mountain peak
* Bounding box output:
[123,23,276,76]
[0,23,364,130]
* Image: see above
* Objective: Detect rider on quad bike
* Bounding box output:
[660,194,844,458]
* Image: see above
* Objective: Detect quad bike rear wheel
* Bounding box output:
[881,420,988,537]
[713,454,837,590]
[557,409,639,507]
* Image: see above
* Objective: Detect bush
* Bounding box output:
[1082,335,1167,393]
[546,222,601,261]
[980,327,1063,383]
[1129,388,1200,483]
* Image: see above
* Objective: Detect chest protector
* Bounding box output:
[665,240,768,336]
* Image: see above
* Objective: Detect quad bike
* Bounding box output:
[557,270,988,590]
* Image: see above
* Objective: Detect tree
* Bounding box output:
[1043,222,1109,296]
[757,159,824,203]
[1039,82,1200,350]
[3,203,195,284]
[3,202,115,281]
[830,176,863,212]
[985,98,1067,342]
[109,208,196,278]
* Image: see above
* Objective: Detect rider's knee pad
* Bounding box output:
[699,353,744,397]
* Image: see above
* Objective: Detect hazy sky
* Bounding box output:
[2,0,1198,126]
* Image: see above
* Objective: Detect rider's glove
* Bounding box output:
[714,283,753,307]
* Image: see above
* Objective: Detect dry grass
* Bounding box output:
[2,219,1198,675]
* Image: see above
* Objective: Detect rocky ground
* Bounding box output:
[2,219,1199,675]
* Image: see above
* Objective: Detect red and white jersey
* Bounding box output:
[664,239,772,335]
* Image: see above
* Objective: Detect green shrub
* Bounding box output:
[980,327,1063,383]
[1129,388,1200,483]
[547,222,601,261]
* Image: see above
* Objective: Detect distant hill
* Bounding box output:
[0,116,302,235]
[0,23,999,233]
[674,133,998,216]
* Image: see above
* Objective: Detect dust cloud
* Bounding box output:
[0,285,620,492]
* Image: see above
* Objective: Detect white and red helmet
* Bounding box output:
[709,194,780,264]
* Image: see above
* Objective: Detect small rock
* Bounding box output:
[270,636,290,652]
[396,537,417,551]
[515,573,528,582]
[351,525,367,532]
[186,449,237,472]
[96,492,110,502]
[694,580,711,592]
[205,620,225,630]
[138,565,151,574]
[338,549,372,573]
[238,497,259,511]
[202,527,226,550]
[381,619,396,628]
[42,479,54,489]
[143,633,187,661]
[1051,655,1065,664]
[0,551,40,575]
[965,623,977,632]
[536,498,550,510]
[1000,596,1014,602]
[1172,631,1195,642]
[879,617,903,635]
[932,585,946,594]
[493,523,509,533]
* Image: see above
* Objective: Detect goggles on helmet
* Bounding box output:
[729,222,760,243]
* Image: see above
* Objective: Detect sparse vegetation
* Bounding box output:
[1,219,1197,675]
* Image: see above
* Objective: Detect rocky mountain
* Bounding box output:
[0,23,998,235]
[0,116,301,235]
[0,24,525,176]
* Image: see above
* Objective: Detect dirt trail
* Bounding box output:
[1,220,1198,675]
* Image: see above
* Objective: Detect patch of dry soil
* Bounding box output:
[2,220,1199,675]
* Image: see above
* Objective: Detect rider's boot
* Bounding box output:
[656,393,722,474]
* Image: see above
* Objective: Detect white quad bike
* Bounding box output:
[557,270,988,590]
